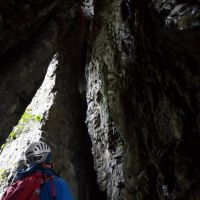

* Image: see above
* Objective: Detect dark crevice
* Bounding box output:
[64,14,107,197]
[79,83,107,200]
[78,50,107,199]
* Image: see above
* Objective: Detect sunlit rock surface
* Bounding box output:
[0,0,81,144]
[0,55,57,197]
[0,21,57,144]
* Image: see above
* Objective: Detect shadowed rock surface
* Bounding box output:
[0,21,57,143]
[0,0,200,199]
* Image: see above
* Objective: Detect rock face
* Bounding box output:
[86,0,129,198]
[0,22,57,143]
[0,55,58,194]
[41,14,91,199]
[0,0,80,143]
[0,0,200,200]
[86,0,200,199]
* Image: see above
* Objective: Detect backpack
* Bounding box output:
[1,171,56,200]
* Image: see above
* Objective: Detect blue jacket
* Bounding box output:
[15,164,74,200]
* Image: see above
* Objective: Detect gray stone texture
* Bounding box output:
[0,0,200,200]
[40,14,92,200]
[86,0,200,199]
[0,0,80,143]
[0,21,57,143]
[0,55,58,196]
[86,0,128,198]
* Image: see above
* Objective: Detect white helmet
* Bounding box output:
[25,141,51,164]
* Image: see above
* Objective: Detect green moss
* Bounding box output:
[20,112,34,123]
[20,112,42,123]
[13,125,24,136]
[0,168,5,181]
[16,124,24,131]
[5,112,43,142]
[9,131,16,140]
[34,115,42,122]
[1,144,6,150]
[0,168,8,182]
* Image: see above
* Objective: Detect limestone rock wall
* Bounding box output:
[86,0,200,199]
[0,55,58,196]
[0,1,60,142]
[86,0,130,198]
[0,0,200,200]
[41,17,87,199]
[0,0,80,144]
[0,22,57,143]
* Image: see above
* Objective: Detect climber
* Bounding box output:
[1,141,74,200]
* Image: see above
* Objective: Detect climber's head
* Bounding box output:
[25,141,52,166]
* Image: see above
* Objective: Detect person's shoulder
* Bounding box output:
[52,176,74,199]
[53,176,68,186]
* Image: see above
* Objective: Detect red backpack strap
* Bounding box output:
[50,176,56,200]
[35,173,57,199]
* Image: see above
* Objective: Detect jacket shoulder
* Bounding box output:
[53,176,67,185]
[53,177,74,199]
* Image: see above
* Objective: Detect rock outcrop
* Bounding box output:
[0,54,58,194]
[0,0,80,143]
[0,0,200,200]
[0,22,56,143]
[86,0,200,199]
